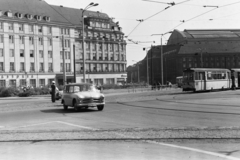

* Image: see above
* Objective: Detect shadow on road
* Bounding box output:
[40,108,98,114]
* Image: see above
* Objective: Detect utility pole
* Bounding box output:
[62,35,66,85]
[73,44,76,83]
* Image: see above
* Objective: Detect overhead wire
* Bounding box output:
[126,0,191,39]
[169,0,240,31]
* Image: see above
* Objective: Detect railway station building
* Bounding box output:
[0,0,127,88]
[128,29,240,85]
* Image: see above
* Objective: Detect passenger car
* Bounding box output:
[61,83,105,111]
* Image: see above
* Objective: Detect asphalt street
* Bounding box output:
[1,88,240,160]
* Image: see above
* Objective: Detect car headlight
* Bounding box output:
[99,96,105,102]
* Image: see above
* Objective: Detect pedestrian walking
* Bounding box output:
[51,81,56,102]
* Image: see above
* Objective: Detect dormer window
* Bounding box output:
[5,11,13,17]
[44,16,50,22]
[26,14,33,20]
[35,15,42,21]
[16,13,23,19]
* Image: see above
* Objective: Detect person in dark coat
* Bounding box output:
[231,71,236,90]
[51,81,56,102]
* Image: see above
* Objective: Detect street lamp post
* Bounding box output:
[151,31,172,85]
[143,47,152,85]
[81,2,98,83]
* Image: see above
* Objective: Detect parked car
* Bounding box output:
[61,83,105,111]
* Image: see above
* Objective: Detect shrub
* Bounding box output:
[0,87,20,97]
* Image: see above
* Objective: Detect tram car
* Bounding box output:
[182,68,231,92]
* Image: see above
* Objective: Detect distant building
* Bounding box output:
[0,0,127,88]
[128,29,240,84]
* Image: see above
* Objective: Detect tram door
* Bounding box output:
[199,72,206,90]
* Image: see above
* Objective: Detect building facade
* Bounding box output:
[128,29,240,85]
[0,0,127,88]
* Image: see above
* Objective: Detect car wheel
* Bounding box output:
[63,101,68,110]
[73,100,78,111]
[97,105,104,111]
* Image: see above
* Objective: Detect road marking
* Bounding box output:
[147,140,240,160]
[56,121,97,130]
[113,132,240,160]
[8,121,57,129]
[7,121,96,130]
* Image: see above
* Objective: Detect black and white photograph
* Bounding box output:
[1,0,240,159]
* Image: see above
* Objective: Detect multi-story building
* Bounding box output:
[128,29,240,85]
[0,0,127,88]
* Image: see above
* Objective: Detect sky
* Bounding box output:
[44,0,240,66]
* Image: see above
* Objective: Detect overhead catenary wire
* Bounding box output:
[169,0,240,31]
[126,0,191,38]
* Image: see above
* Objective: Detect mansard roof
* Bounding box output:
[168,29,240,45]
[0,0,111,27]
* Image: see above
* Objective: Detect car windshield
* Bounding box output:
[69,84,98,92]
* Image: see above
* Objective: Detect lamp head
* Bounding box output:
[89,2,94,5]
[93,3,99,6]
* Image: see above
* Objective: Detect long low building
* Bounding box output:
[128,29,240,85]
[0,0,127,88]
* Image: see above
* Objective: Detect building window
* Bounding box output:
[0,35,3,43]
[30,50,34,57]
[61,28,70,35]
[19,36,24,44]
[110,44,113,51]
[99,43,102,51]
[29,24,33,32]
[9,35,14,43]
[39,37,43,45]
[9,80,16,87]
[0,62,3,71]
[48,63,53,72]
[30,79,36,88]
[92,43,96,51]
[0,48,3,57]
[60,51,63,59]
[20,79,26,86]
[65,51,70,59]
[86,42,90,50]
[29,37,34,45]
[10,49,14,57]
[9,23,13,30]
[19,24,24,31]
[39,63,44,72]
[0,22,2,30]
[39,79,45,87]
[10,62,14,71]
[0,80,5,87]
[48,38,52,46]
[20,49,24,57]
[39,50,43,58]
[30,62,35,72]
[60,63,63,72]
[64,39,70,48]
[104,44,107,51]
[66,63,70,72]
[47,27,52,34]
[20,62,25,72]
[48,51,52,58]
[38,26,42,33]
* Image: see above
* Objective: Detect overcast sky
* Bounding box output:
[45,0,240,66]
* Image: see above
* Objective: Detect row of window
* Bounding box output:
[0,62,126,73]
[81,30,123,40]
[0,22,70,35]
[0,77,118,88]
[0,35,71,47]
[2,11,50,22]
[183,57,240,62]
[183,61,240,68]
[0,62,54,72]
[81,42,124,52]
